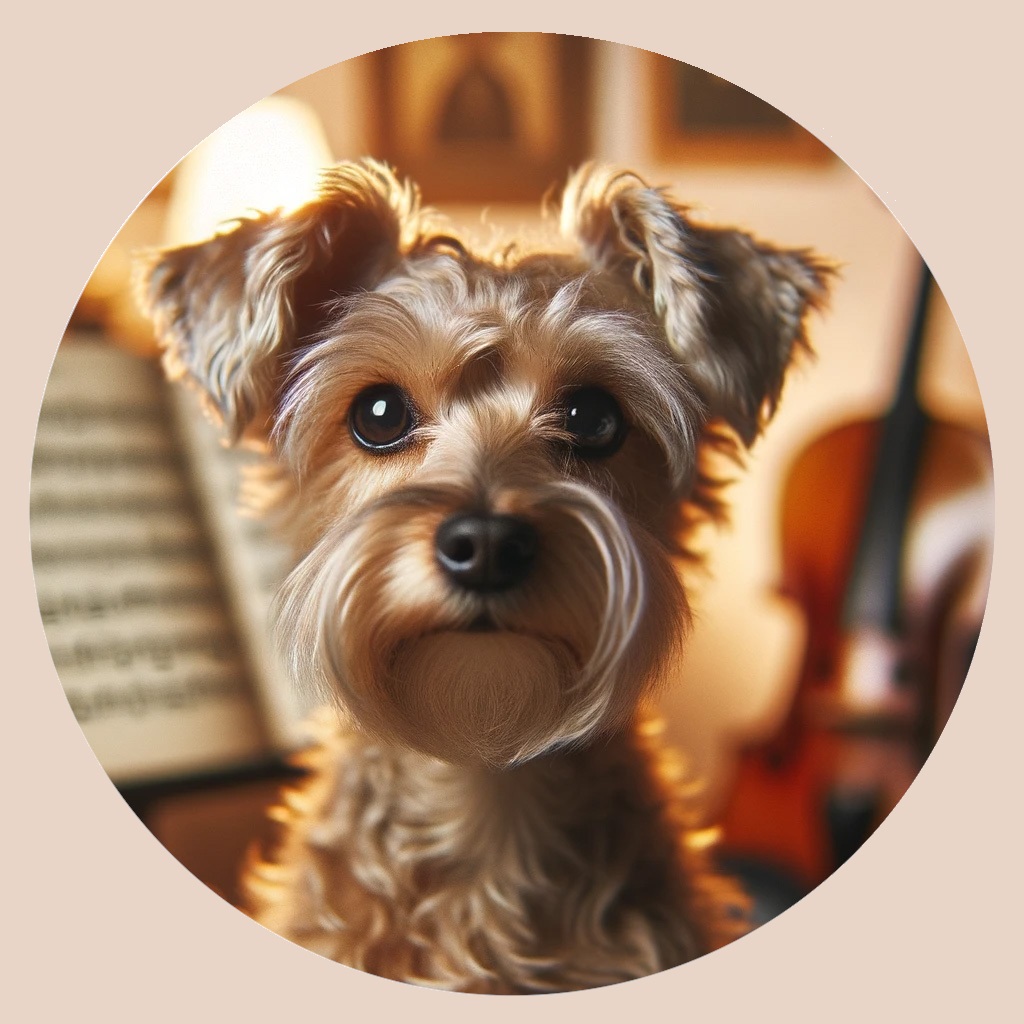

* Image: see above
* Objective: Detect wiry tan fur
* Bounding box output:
[136,160,831,992]
[241,709,746,992]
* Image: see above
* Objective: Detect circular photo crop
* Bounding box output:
[31,34,992,993]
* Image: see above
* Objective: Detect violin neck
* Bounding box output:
[840,263,934,634]
[892,264,933,416]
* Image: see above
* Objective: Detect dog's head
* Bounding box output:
[137,161,829,767]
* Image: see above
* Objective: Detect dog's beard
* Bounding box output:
[388,632,575,765]
[276,481,687,767]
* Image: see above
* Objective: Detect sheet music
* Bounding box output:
[168,383,315,751]
[32,338,273,785]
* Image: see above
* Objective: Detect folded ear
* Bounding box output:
[561,165,833,445]
[135,160,420,440]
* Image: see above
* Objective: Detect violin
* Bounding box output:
[720,262,993,911]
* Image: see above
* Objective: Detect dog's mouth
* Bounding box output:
[399,617,584,668]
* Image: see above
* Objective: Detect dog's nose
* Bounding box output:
[435,513,538,593]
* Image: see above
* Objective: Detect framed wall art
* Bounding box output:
[372,33,593,202]
[648,54,832,164]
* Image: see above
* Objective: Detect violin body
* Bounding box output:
[720,271,993,899]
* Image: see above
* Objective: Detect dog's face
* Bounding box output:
[138,162,828,767]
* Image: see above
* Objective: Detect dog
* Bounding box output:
[136,160,830,992]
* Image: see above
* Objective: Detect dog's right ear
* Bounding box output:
[561,164,832,446]
[135,160,420,440]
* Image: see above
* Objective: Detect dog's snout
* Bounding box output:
[435,513,538,593]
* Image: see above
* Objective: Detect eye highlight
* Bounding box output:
[563,387,627,458]
[349,384,415,452]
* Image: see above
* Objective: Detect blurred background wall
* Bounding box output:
[74,34,987,805]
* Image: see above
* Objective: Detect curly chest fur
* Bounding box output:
[243,712,745,993]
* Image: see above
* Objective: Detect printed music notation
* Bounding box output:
[31,337,307,786]
[47,628,238,672]
[66,671,248,725]
[168,375,311,750]
[37,581,221,626]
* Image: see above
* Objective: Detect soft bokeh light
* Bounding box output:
[164,96,334,246]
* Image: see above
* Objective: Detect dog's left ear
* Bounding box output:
[561,165,832,445]
[135,160,420,440]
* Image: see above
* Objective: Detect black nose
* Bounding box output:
[435,513,538,593]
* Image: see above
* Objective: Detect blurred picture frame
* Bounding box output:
[372,33,593,202]
[648,54,832,164]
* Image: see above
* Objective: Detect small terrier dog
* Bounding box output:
[137,161,829,992]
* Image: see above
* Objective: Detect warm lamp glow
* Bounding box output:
[164,97,334,246]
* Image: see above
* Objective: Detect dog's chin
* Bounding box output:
[384,630,580,767]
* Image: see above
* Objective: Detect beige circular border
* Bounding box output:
[7,3,1020,1020]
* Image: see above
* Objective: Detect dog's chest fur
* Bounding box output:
[244,710,745,993]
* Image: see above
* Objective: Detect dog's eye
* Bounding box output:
[349,385,415,451]
[563,387,626,458]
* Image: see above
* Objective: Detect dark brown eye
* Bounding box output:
[349,384,415,451]
[563,387,626,458]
